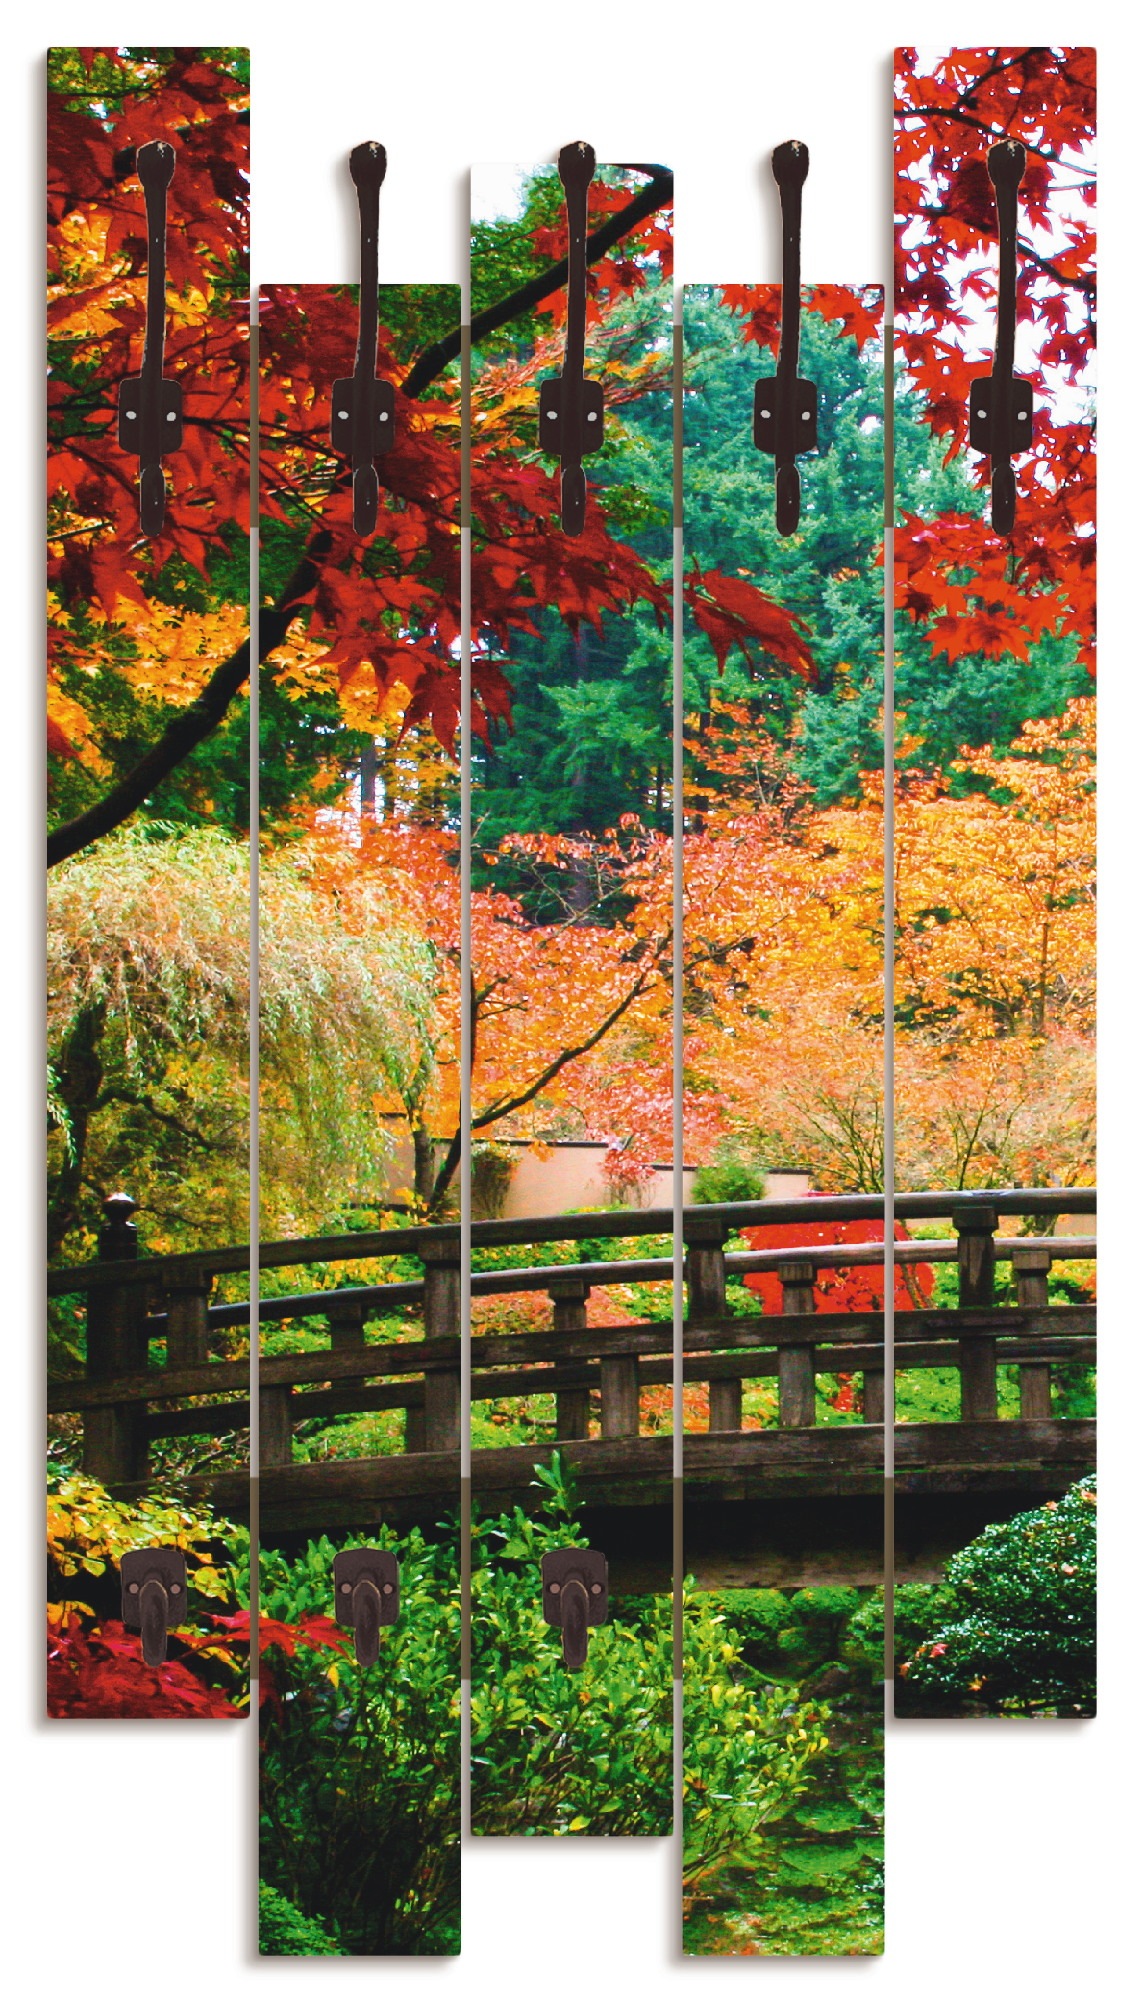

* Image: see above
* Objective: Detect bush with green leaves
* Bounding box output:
[470,1456,673,1834]
[691,1154,765,1205]
[899,1478,1096,1715]
[683,1593,831,1890]
[683,1587,883,1957]
[257,1884,342,1956]
[258,1524,461,1956]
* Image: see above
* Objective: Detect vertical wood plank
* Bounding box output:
[955,1205,998,1420]
[778,1259,817,1427]
[550,1279,591,1439]
[422,1237,462,1451]
[259,1385,293,1468]
[165,1272,211,1370]
[600,1354,640,1438]
[328,1296,366,1348]
[1013,1246,1053,1419]
[708,1377,743,1433]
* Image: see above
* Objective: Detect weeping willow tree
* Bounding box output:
[47,826,445,1258]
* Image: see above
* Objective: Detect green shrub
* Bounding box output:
[692,1156,764,1204]
[899,1478,1096,1714]
[700,1587,880,1683]
[470,1457,673,1834]
[683,1587,884,1956]
[683,1591,831,1889]
[258,1524,461,1955]
[258,1883,343,1956]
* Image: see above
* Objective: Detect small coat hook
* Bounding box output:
[969,140,1033,536]
[539,141,604,537]
[754,140,818,536]
[333,1548,399,1667]
[331,142,396,538]
[120,1547,187,1667]
[117,141,183,537]
[541,1548,608,1671]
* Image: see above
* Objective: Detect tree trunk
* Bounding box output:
[48,1000,106,1258]
[413,1125,437,1206]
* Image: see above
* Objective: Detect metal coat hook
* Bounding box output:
[969,140,1033,536]
[117,141,183,538]
[539,141,604,536]
[754,140,818,536]
[541,1548,608,1671]
[333,1548,399,1667]
[120,1548,187,1667]
[331,142,396,538]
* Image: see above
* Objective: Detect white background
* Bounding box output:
[9,6,1143,1995]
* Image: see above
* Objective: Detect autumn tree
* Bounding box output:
[890,48,1096,1191]
[48,49,251,863]
[48,827,444,1255]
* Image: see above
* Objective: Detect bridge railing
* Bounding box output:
[47,1188,1096,1489]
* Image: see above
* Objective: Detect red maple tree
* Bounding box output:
[894,48,1095,678]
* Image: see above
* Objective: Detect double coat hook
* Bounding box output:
[754,141,818,536]
[541,1548,608,1670]
[331,142,396,538]
[333,1548,399,1667]
[117,140,183,537]
[121,1548,187,1667]
[539,141,604,536]
[969,140,1033,536]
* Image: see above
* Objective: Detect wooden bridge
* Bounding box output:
[48,1188,1095,1583]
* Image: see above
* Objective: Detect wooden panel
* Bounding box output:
[468,154,675,1841]
[46,47,251,1722]
[892,47,1097,1720]
[257,275,462,1954]
[681,277,886,1956]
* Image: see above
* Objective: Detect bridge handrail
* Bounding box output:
[47,1187,1096,1296]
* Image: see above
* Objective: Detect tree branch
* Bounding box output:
[48,167,675,867]
[428,951,662,1208]
[403,167,673,397]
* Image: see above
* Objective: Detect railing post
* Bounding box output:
[548,1278,590,1439]
[684,1212,727,1321]
[708,1369,742,1432]
[260,1385,293,1467]
[955,1204,998,1419]
[421,1236,462,1451]
[684,1212,739,1430]
[83,1193,149,1484]
[600,1350,640,1437]
[165,1268,212,1369]
[327,1295,366,1348]
[860,1359,885,1425]
[1013,1246,1053,1419]
[778,1259,816,1427]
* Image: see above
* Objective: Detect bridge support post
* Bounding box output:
[260,1385,293,1466]
[549,1279,591,1438]
[421,1237,462,1451]
[165,1268,211,1370]
[1013,1246,1053,1418]
[83,1193,149,1485]
[955,1205,998,1419]
[778,1259,817,1426]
